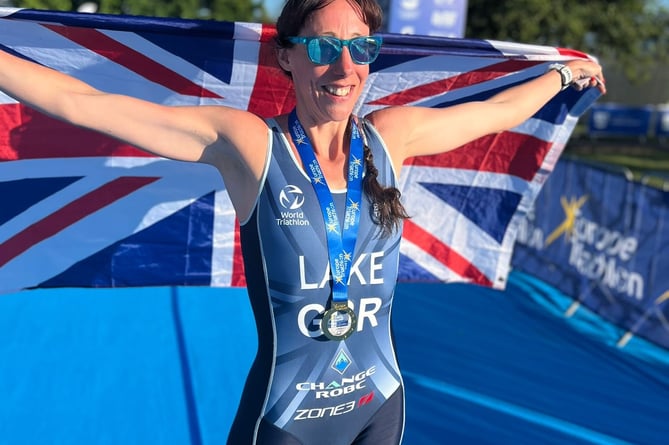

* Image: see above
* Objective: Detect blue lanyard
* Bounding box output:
[288,109,364,305]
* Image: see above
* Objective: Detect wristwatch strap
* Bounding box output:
[548,63,573,91]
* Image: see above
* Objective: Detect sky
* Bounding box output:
[264,0,283,19]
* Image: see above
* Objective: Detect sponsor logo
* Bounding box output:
[276,185,310,226]
[296,366,377,399]
[358,391,375,406]
[279,185,305,210]
[518,195,645,300]
[294,400,355,421]
[332,349,352,375]
[293,392,375,421]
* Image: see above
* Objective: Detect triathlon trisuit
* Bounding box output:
[227,118,404,445]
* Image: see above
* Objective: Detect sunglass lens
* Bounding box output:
[350,37,381,64]
[308,37,341,65]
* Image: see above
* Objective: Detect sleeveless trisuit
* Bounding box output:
[227,119,405,445]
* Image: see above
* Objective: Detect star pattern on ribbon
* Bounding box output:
[327,222,339,233]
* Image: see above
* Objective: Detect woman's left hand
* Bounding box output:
[566,59,606,94]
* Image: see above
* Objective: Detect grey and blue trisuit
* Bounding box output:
[227,118,405,445]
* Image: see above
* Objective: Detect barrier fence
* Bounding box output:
[512,158,669,350]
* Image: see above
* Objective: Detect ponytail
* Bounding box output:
[362,143,410,236]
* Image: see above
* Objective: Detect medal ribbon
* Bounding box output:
[288,109,364,306]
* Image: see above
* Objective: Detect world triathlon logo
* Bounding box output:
[276,185,310,227]
[279,185,305,210]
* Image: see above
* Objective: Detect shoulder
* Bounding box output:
[364,106,417,168]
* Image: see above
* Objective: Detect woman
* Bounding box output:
[0,0,605,443]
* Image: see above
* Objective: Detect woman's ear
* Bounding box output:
[276,47,292,73]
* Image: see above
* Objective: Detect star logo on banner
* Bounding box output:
[348,199,360,212]
[656,290,669,306]
[545,195,588,247]
[343,250,352,262]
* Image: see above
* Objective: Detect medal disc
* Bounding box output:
[321,303,357,341]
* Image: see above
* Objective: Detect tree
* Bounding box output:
[13,0,72,9]
[466,0,669,83]
[12,0,270,22]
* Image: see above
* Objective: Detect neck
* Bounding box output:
[286,111,355,189]
[294,109,352,156]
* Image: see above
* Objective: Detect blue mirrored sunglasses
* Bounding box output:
[287,35,383,65]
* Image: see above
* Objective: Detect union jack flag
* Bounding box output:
[0,8,601,293]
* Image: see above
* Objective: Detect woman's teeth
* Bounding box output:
[324,86,351,97]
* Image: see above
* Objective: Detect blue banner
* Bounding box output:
[587,103,654,138]
[512,159,669,349]
[656,106,669,138]
[388,0,468,37]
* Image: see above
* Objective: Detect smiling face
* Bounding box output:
[278,0,372,126]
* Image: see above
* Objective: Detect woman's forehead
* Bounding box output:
[302,0,370,35]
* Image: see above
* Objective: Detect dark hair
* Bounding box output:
[276,0,409,236]
[276,0,383,48]
[361,140,410,237]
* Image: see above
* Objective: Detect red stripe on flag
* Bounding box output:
[247,25,295,117]
[0,104,152,160]
[44,24,222,99]
[404,131,551,181]
[369,60,543,106]
[258,24,278,43]
[556,48,590,59]
[231,220,246,287]
[403,219,493,287]
[0,176,159,268]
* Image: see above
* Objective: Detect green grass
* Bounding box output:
[565,139,669,189]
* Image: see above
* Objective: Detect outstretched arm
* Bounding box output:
[0,49,270,219]
[0,49,267,163]
[369,58,605,170]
